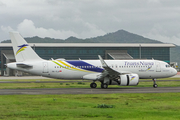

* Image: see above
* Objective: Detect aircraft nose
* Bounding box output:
[171,68,177,76]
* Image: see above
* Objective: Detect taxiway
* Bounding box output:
[0,87,180,95]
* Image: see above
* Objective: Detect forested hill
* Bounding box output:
[1,30,162,43]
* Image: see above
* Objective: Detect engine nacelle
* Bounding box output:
[118,74,139,86]
[83,73,139,86]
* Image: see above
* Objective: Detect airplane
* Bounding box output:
[7,32,177,89]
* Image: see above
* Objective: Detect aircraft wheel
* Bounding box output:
[90,83,97,88]
[101,83,108,89]
[153,84,158,88]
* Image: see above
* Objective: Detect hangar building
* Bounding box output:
[0,43,175,76]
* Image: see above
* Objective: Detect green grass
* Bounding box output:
[0,82,90,89]
[0,93,180,120]
[0,80,180,89]
[0,78,180,119]
[0,77,180,89]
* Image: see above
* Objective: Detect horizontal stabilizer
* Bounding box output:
[16,63,33,68]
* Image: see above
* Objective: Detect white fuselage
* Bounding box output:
[7,59,177,80]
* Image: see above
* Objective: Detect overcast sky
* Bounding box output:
[0,0,180,45]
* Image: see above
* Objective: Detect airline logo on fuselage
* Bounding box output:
[16,44,28,55]
[125,61,154,66]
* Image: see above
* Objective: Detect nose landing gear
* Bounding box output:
[152,78,158,88]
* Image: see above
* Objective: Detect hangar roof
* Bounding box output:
[0,43,175,47]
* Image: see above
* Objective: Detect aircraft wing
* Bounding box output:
[98,55,131,80]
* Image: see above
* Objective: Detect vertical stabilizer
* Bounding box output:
[9,32,42,62]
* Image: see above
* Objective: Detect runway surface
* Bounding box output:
[1,80,180,83]
[0,87,180,95]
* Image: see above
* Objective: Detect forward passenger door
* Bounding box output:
[156,62,161,72]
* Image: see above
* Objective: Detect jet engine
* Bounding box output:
[118,74,139,86]
[83,73,139,86]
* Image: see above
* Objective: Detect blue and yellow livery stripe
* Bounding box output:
[16,44,28,55]
[52,60,79,71]
[57,60,92,72]
[52,60,102,73]
[52,60,92,72]
[66,61,103,72]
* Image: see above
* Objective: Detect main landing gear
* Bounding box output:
[101,83,108,89]
[90,82,97,88]
[152,78,158,88]
[90,82,109,89]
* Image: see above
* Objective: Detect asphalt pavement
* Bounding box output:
[0,87,179,95]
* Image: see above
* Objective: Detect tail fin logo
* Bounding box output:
[16,44,28,55]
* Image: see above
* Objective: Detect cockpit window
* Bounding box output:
[165,64,171,68]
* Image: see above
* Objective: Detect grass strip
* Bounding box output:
[0,93,180,120]
[0,80,180,89]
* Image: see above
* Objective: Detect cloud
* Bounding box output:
[1,26,13,32]
[145,33,180,45]
[16,19,78,39]
[0,1,5,6]
[148,0,161,4]
[1,19,106,39]
[1,0,180,45]
[144,23,180,45]
[80,22,106,38]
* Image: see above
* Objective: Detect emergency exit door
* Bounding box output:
[43,62,49,73]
